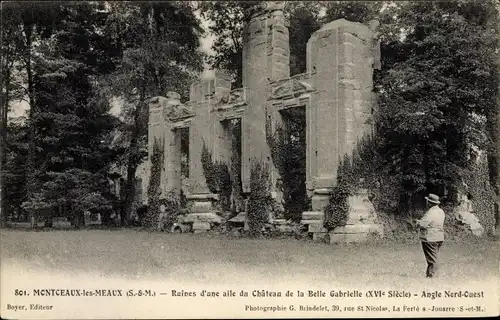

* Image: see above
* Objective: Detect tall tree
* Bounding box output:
[483,0,500,233]
[1,2,65,225]
[1,120,29,222]
[375,1,499,213]
[198,1,259,88]
[0,8,24,226]
[1,2,123,224]
[286,2,322,76]
[105,1,204,224]
[322,1,383,24]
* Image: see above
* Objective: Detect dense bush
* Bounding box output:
[247,160,273,236]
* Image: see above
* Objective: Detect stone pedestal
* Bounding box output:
[301,211,326,242]
[311,188,332,211]
[185,193,221,233]
[328,190,384,244]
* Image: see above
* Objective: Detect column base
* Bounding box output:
[184,193,221,232]
[311,188,331,211]
[327,191,384,244]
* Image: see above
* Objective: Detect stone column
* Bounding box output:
[187,74,232,232]
[212,73,233,165]
[306,19,379,211]
[188,73,232,195]
[166,126,182,197]
[148,96,168,202]
[188,80,213,196]
[241,1,290,192]
[213,120,232,164]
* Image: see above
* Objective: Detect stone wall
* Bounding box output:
[142,2,381,240]
[241,1,290,193]
[306,19,379,210]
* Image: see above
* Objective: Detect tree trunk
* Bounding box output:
[22,23,37,228]
[122,82,147,225]
[0,69,10,227]
[486,68,500,236]
[494,81,500,234]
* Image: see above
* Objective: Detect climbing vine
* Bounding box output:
[324,156,351,231]
[146,138,164,230]
[247,160,274,236]
[323,136,380,230]
[230,119,244,215]
[266,109,309,222]
[201,141,232,211]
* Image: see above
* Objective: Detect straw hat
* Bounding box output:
[425,193,440,204]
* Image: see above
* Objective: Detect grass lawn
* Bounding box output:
[1,229,498,290]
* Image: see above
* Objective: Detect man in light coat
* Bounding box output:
[416,193,445,278]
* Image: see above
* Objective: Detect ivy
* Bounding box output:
[266,110,308,222]
[324,136,381,230]
[230,119,244,215]
[247,160,273,236]
[201,141,218,194]
[200,141,232,211]
[324,158,351,231]
[145,138,164,230]
[158,191,181,231]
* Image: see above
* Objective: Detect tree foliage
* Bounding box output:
[103,1,204,223]
[322,1,383,24]
[21,5,120,222]
[375,0,499,213]
[3,2,123,224]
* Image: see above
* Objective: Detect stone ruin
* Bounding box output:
[139,2,384,242]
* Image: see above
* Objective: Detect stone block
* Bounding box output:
[53,220,72,229]
[308,223,328,233]
[346,218,376,225]
[348,196,375,212]
[328,232,370,244]
[301,219,322,225]
[311,194,330,211]
[192,222,211,231]
[348,211,376,220]
[228,212,247,223]
[333,224,383,234]
[277,224,294,233]
[272,219,287,224]
[312,232,328,242]
[186,193,219,201]
[302,211,324,220]
[183,213,222,224]
[190,201,213,213]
